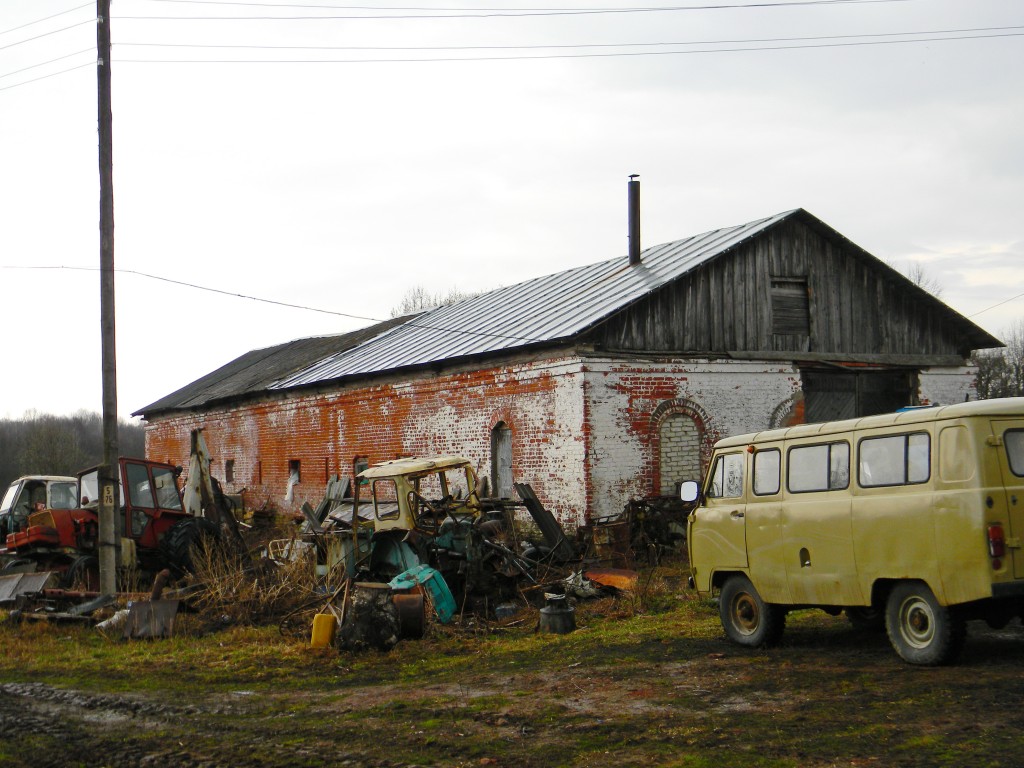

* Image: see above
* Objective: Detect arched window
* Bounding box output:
[491,422,513,499]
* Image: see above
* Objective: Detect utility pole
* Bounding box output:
[97,0,119,596]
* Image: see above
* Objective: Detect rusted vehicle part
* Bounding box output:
[336,582,401,651]
[512,483,577,562]
[389,564,456,624]
[578,496,690,568]
[584,567,639,591]
[123,599,179,639]
[181,429,246,559]
[623,496,690,563]
[350,456,523,603]
[0,571,58,605]
[0,476,78,542]
[391,590,426,639]
[577,518,634,569]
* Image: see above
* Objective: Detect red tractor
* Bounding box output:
[1,457,214,590]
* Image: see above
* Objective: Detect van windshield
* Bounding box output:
[1007,430,1024,476]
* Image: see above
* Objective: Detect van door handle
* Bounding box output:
[730,510,745,519]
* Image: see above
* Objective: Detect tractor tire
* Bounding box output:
[160,517,220,574]
[61,556,99,592]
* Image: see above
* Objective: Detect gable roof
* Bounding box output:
[135,208,1000,417]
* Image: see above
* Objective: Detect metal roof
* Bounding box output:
[136,208,1001,417]
[274,209,794,389]
[132,315,411,416]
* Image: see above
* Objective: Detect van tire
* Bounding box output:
[885,581,966,666]
[719,575,785,647]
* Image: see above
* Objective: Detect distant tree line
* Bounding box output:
[971,320,1024,400]
[0,411,145,493]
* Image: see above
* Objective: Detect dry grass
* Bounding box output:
[182,540,327,629]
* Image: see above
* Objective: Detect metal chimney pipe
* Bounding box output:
[628,174,641,266]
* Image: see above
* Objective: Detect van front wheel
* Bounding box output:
[719,575,785,647]
[885,581,966,666]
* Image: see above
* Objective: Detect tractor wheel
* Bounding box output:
[61,556,100,592]
[160,517,220,574]
[719,574,785,648]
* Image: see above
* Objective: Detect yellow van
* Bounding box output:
[683,397,1024,665]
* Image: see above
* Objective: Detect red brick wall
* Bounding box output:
[144,357,590,524]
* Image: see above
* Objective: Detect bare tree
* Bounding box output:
[971,319,1024,399]
[902,262,944,299]
[390,286,481,318]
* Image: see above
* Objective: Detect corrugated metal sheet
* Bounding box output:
[274,210,793,389]
[133,315,412,415]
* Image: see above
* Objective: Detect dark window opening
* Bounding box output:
[225,459,235,484]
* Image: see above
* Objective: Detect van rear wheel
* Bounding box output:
[885,581,966,666]
[719,574,785,647]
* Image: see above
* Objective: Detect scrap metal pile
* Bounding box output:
[271,455,688,651]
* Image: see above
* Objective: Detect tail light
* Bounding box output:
[988,524,1006,569]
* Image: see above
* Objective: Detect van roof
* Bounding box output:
[715,396,1024,449]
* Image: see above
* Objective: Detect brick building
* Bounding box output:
[135,209,1001,525]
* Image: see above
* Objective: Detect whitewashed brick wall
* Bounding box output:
[919,366,977,406]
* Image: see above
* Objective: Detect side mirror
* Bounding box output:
[679,480,700,503]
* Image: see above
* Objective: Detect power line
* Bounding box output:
[0,19,95,53]
[0,61,93,92]
[114,31,1024,62]
[0,3,93,37]
[115,0,914,21]
[145,0,906,7]
[113,25,1024,52]
[969,291,1024,320]
[0,265,547,343]
[0,48,94,81]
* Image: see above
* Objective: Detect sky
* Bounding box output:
[1,0,1021,421]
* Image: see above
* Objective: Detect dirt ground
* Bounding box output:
[1,597,1024,768]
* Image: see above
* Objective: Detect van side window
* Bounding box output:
[707,453,744,499]
[859,432,930,487]
[1006,430,1024,477]
[787,442,850,493]
[753,449,780,495]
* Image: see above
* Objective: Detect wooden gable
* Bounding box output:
[592,212,996,363]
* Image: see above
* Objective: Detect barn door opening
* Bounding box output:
[801,368,916,424]
[491,422,513,499]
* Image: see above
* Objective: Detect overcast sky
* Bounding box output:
[1,0,1021,421]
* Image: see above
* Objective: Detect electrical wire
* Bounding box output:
[112,25,1024,52]
[968,291,1024,319]
[0,265,548,343]
[143,0,911,8]
[115,0,916,21]
[114,31,1024,62]
[0,3,93,37]
[0,20,95,53]
[0,48,94,81]
[0,61,93,92]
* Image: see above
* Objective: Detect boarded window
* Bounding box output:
[771,277,810,336]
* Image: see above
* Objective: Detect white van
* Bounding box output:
[683,397,1024,665]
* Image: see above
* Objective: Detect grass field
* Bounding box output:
[1,566,1023,768]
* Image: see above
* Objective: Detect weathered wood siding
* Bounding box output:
[595,218,970,358]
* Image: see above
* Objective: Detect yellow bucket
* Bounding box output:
[310,613,338,648]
